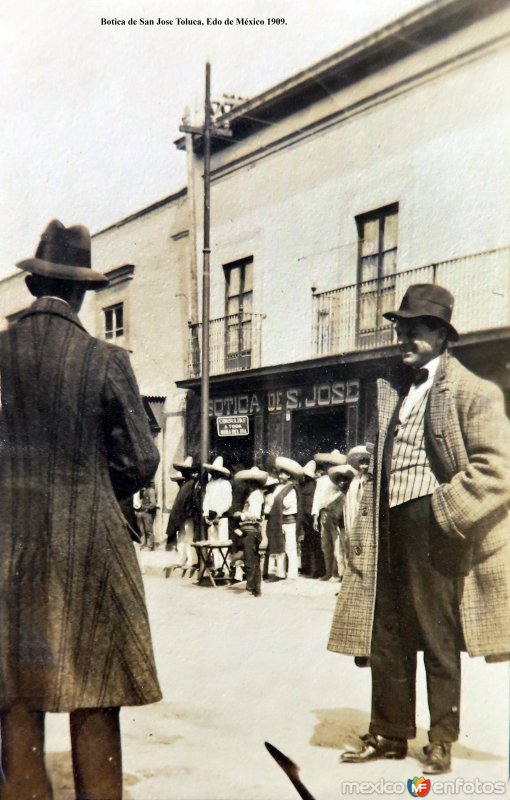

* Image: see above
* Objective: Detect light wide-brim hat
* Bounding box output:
[173,455,196,472]
[275,456,304,478]
[203,456,231,477]
[234,466,269,485]
[314,449,347,466]
[347,446,371,471]
[302,460,316,479]
[16,219,109,289]
[328,465,357,482]
[383,283,459,341]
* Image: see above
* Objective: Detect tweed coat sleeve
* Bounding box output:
[102,346,160,500]
[430,372,510,540]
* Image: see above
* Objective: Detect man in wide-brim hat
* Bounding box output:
[330,283,510,775]
[317,465,357,583]
[299,460,325,579]
[166,456,201,563]
[232,467,269,596]
[344,445,371,539]
[0,220,161,798]
[311,451,347,579]
[202,457,233,573]
[265,457,303,580]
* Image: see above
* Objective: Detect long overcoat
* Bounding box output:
[0,297,162,712]
[328,351,510,659]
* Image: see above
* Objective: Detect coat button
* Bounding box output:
[354,545,362,556]
[361,507,368,516]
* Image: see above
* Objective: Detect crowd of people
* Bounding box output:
[164,445,371,597]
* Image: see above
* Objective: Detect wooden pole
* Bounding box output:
[200,62,212,494]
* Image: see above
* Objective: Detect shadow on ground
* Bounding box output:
[310,708,505,763]
[46,752,136,800]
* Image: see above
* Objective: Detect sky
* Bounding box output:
[1,0,423,278]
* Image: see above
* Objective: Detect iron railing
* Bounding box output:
[312,247,510,356]
[189,312,264,377]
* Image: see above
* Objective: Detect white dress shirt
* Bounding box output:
[399,355,441,423]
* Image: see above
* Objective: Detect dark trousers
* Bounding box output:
[243,528,262,596]
[369,495,463,743]
[319,511,339,579]
[137,511,155,549]
[0,704,122,800]
[300,520,325,577]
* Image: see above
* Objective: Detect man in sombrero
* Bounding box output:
[232,466,269,596]
[165,456,201,569]
[0,221,161,799]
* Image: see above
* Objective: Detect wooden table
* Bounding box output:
[192,540,232,587]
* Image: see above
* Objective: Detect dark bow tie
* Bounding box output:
[411,367,429,386]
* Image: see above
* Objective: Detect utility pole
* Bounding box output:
[179,63,232,496]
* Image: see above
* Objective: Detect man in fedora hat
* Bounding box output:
[0,221,162,799]
[329,283,510,774]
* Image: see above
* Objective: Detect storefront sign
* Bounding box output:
[267,380,359,411]
[209,379,359,417]
[216,415,250,436]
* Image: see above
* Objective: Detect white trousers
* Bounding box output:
[176,541,194,567]
[269,523,298,579]
[283,522,298,579]
[207,517,229,570]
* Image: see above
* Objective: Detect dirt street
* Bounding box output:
[45,554,509,799]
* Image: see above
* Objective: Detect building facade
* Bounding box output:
[176,0,510,469]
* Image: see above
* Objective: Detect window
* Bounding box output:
[224,257,253,370]
[104,303,124,341]
[356,204,398,344]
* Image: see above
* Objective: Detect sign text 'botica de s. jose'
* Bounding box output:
[208,379,360,417]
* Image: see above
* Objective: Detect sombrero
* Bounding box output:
[302,460,317,479]
[275,456,304,478]
[172,455,196,472]
[234,466,269,484]
[328,465,357,482]
[314,449,347,466]
[203,456,231,477]
[347,446,371,471]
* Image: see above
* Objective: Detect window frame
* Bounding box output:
[103,302,124,342]
[355,203,399,343]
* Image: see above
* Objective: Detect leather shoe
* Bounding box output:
[340,733,407,763]
[422,742,452,774]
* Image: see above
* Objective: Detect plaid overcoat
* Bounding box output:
[0,298,162,711]
[328,351,510,659]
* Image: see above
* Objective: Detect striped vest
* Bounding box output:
[389,389,438,507]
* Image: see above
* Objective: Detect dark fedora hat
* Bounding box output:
[383,283,458,341]
[16,220,109,288]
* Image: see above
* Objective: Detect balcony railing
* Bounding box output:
[188,312,264,377]
[313,247,510,357]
